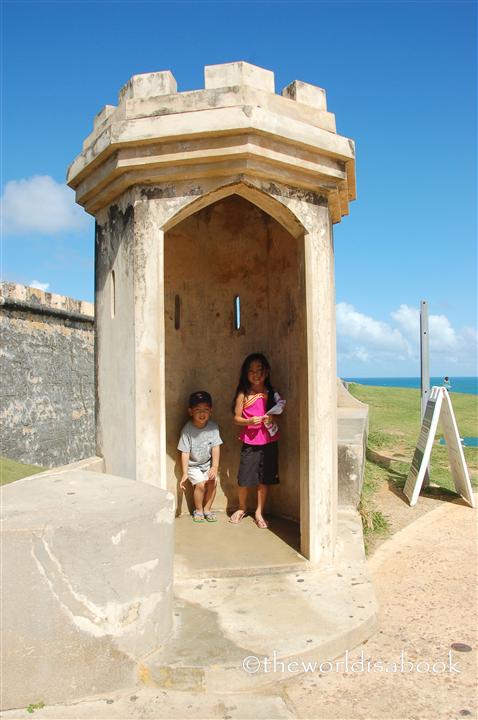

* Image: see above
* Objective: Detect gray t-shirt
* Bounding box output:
[177,420,223,472]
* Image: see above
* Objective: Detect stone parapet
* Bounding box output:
[1,470,175,709]
[337,407,369,507]
[0,282,94,319]
[282,79,328,110]
[204,61,275,92]
[67,61,355,223]
[118,70,177,103]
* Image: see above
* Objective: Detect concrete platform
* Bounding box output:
[1,471,175,710]
[140,508,378,693]
[174,512,306,579]
[4,495,476,719]
[338,406,368,506]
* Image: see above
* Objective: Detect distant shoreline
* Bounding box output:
[342,376,478,396]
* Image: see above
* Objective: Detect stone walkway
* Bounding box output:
[3,493,476,720]
[282,494,477,720]
[364,457,469,556]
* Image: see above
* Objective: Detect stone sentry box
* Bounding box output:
[67,61,356,563]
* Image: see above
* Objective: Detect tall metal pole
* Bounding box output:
[420,300,430,420]
[420,300,430,487]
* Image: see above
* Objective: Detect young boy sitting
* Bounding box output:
[178,391,223,523]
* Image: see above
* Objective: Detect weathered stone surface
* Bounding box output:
[30,454,105,477]
[118,86,336,132]
[1,470,174,710]
[0,283,95,467]
[282,79,327,110]
[93,104,116,130]
[67,62,355,223]
[67,63,358,566]
[338,411,368,506]
[144,508,377,693]
[337,382,368,507]
[337,377,368,408]
[119,71,177,103]
[91,174,340,560]
[204,61,275,92]
[95,196,136,481]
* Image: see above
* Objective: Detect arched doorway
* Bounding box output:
[163,193,307,535]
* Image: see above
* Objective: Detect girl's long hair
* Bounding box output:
[232,353,275,412]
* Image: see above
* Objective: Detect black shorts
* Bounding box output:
[237,442,279,487]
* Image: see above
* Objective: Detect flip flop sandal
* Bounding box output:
[229,510,247,524]
[255,517,269,529]
[192,510,205,523]
[204,511,218,522]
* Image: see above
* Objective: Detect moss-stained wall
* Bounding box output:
[0,283,95,468]
[95,196,136,480]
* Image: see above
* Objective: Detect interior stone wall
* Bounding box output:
[164,195,304,520]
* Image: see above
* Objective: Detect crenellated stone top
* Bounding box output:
[0,282,94,318]
[67,61,356,223]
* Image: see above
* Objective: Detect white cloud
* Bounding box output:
[337,302,411,356]
[429,314,460,353]
[338,302,477,375]
[391,304,419,336]
[1,176,90,235]
[461,326,478,347]
[392,304,459,353]
[29,280,50,291]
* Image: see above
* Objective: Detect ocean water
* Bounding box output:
[440,437,478,447]
[343,376,478,396]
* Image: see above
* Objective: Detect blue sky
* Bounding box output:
[1,0,476,376]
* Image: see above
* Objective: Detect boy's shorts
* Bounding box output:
[237,442,279,487]
[187,467,211,485]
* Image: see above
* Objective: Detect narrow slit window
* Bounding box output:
[110,270,116,319]
[174,294,181,330]
[234,295,241,330]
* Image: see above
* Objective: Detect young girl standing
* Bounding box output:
[229,353,283,529]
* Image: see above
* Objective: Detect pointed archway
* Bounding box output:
[163,190,307,553]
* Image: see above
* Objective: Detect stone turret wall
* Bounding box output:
[0,283,95,467]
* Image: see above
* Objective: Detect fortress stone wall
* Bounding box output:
[0,283,95,467]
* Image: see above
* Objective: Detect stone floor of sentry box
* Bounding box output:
[140,508,378,693]
[174,512,306,579]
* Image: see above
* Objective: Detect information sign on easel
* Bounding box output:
[404,386,475,507]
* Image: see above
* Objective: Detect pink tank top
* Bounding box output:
[239,393,280,445]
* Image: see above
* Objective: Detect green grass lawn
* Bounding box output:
[3,386,476,501]
[1,457,45,486]
[348,383,478,493]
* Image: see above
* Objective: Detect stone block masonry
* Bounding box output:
[0,283,95,468]
[1,469,175,709]
[67,60,358,562]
